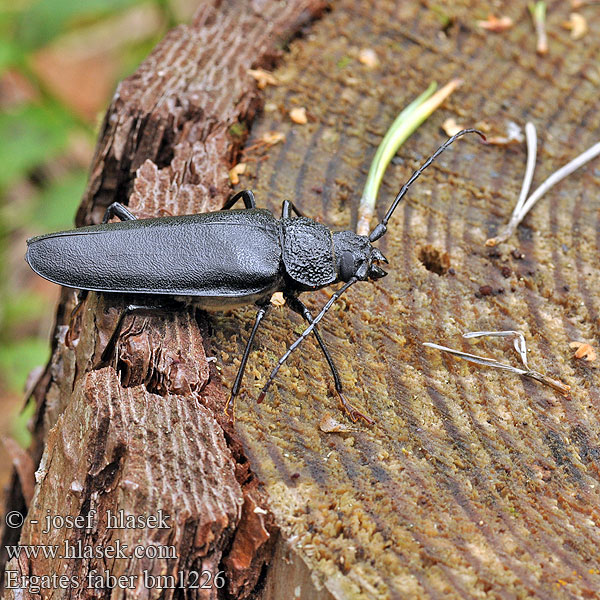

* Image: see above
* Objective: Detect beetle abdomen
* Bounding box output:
[26,210,283,297]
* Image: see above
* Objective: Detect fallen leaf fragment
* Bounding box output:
[260,131,285,146]
[569,342,596,361]
[484,121,524,146]
[442,118,465,137]
[0,70,39,109]
[358,47,378,67]
[31,4,162,121]
[478,14,514,32]
[229,162,246,185]
[290,107,308,124]
[247,68,278,89]
[562,13,587,39]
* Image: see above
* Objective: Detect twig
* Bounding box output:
[356,79,462,235]
[424,330,571,396]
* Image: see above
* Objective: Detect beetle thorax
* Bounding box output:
[281,217,338,290]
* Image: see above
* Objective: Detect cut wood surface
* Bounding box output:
[211,2,600,598]
[3,1,600,599]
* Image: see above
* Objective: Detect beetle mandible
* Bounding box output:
[25,129,483,424]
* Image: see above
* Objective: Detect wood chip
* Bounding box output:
[260,131,285,146]
[569,342,597,361]
[289,107,307,124]
[358,47,378,67]
[270,292,286,307]
[229,162,246,184]
[442,118,464,137]
[484,121,524,146]
[477,15,514,32]
[474,120,492,133]
[562,13,587,39]
[319,413,355,433]
[247,68,278,89]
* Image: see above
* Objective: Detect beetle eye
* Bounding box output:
[339,251,355,282]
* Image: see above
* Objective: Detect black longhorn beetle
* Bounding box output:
[25,129,483,424]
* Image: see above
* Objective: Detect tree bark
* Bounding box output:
[4,1,600,599]
[1,1,326,598]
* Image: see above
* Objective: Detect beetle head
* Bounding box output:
[332,230,388,282]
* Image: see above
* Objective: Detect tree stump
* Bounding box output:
[3,1,600,599]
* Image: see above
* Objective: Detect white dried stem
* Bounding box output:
[486,122,537,246]
[463,330,529,368]
[487,124,600,246]
[424,330,571,396]
[518,140,600,220]
[423,342,527,374]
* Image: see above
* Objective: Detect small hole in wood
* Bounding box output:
[418,245,450,276]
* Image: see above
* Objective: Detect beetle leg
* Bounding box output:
[259,277,358,407]
[225,302,271,418]
[102,202,137,223]
[95,301,181,368]
[281,200,304,219]
[222,190,256,210]
[286,296,373,425]
[286,296,342,385]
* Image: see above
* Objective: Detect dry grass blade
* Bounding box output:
[356,79,462,235]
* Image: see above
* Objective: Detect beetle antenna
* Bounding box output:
[258,278,358,403]
[369,128,486,242]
